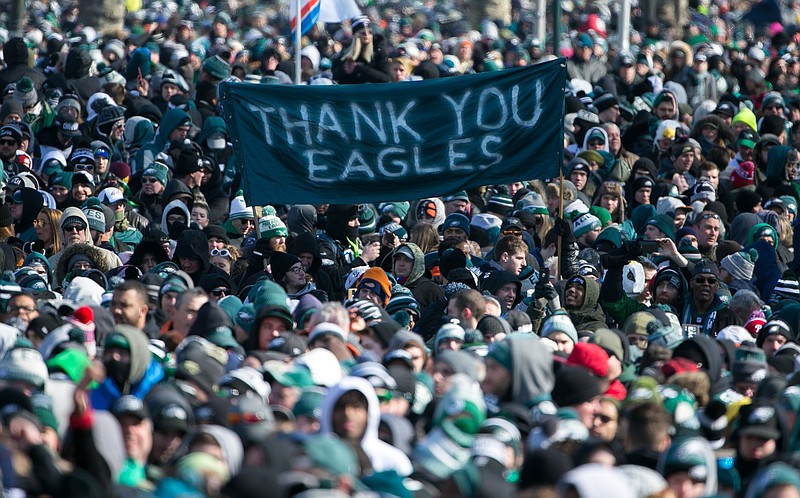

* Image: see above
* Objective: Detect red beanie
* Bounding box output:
[730,161,755,190]
[566,342,609,377]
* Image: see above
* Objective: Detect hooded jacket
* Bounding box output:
[745,223,779,251]
[502,334,555,407]
[745,239,782,300]
[288,231,334,299]
[54,243,113,289]
[172,229,216,285]
[0,39,46,91]
[320,376,413,476]
[760,145,800,202]
[14,188,45,242]
[198,156,230,225]
[48,207,122,279]
[287,205,318,236]
[161,199,192,238]
[393,242,444,309]
[412,198,447,231]
[566,276,607,332]
[581,126,610,153]
[680,289,737,338]
[131,108,190,174]
[23,252,54,287]
[90,324,165,410]
[162,180,195,211]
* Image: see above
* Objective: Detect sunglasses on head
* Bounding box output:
[698,212,720,221]
[210,248,232,258]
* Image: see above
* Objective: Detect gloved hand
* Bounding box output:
[551,218,575,246]
[534,268,559,301]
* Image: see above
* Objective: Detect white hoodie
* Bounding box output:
[320,376,413,476]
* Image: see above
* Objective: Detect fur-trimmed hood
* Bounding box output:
[55,243,112,285]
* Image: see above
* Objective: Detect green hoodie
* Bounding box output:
[745,222,779,251]
[196,116,226,145]
[765,145,793,183]
[566,276,607,332]
[131,108,190,174]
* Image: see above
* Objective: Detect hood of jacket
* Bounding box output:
[173,229,210,274]
[39,149,67,175]
[745,222,779,251]
[161,198,192,235]
[506,334,555,406]
[320,376,413,475]
[3,38,29,66]
[572,275,600,313]
[766,145,793,182]
[188,424,243,475]
[65,48,93,79]
[162,179,194,208]
[480,270,522,307]
[730,213,760,246]
[55,243,112,286]
[113,324,156,386]
[394,242,426,286]
[17,187,45,231]
[287,205,318,236]
[654,89,680,121]
[288,231,322,274]
[154,108,191,149]
[125,116,156,149]
[673,334,723,385]
[413,197,446,230]
[24,251,53,285]
[60,206,93,248]
[581,126,610,153]
[196,116,227,144]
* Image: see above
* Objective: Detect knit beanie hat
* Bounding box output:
[589,206,612,227]
[227,193,253,221]
[732,346,768,384]
[756,319,795,348]
[552,366,601,407]
[646,214,675,240]
[720,249,758,282]
[442,212,471,237]
[258,206,287,239]
[769,273,800,303]
[380,202,410,221]
[730,161,756,189]
[174,146,203,177]
[202,55,231,80]
[13,77,38,107]
[744,310,767,338]
[540,310,578,344]
[97,105,125,130]
[0,347,49,388]
[269,252,301,282]
[357,267,393,306]
[485,338,512,371]
[357,206,376,234]
[142,161,169,187]
[566,343,609,377]
[435,322,466,353]
[573,213,601,238]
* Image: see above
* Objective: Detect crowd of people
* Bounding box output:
[0,0,799,497]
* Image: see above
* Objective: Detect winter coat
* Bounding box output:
[320,377,413,476]
[392,242,444,309]
[14,188,45,243]
[131,108,190,174]
[54,243,113,288]
[288,231,335,299]
[90,324,165,410]
[566,276,607,332]
[172,229,227,286]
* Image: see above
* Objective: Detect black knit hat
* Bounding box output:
[203,225,230,244]
[551,366,600,407]
[174,145,203,177]
[269,251,301,282]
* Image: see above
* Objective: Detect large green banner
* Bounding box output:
[220,59,566,205]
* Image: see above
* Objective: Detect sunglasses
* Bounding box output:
[697,213,720,221]
[693,276,718,285]
[142,177,159,183]
[211,286,230,297]
[210,248,232,258]
[502,228,523,236]
[227,411,267,425]
[0,140,17,146]
[64,224,85,233]
[74,163,95,171]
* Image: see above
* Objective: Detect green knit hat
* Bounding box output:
[485,338,513,372]
[589,206,612,227]
[258,205,288,239]
[142,161,170,186]
[434,374,486,437]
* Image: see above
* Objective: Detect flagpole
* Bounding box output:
[295,0,302,85]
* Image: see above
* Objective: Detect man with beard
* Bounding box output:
[259,206,288,254]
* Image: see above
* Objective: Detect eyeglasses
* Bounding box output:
[693,276,718,285]
[210,248,232,258]
[9,305,36,314]
[33,219,46,227]
[237,219,255,225]
[766,105,782,110]
[211,286,230,297]
[288,266,305,275]
[142,177,159,183]
[64,224,85,233]
[74,163,95,171]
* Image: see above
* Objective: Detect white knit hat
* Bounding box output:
[229,195,253,221]
[573,213,601,238]
[0,347,48,387]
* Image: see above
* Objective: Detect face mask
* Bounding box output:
[346,225,359,239]
[105,359,131,387]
